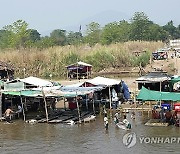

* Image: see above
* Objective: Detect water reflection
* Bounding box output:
[0,111,180,154]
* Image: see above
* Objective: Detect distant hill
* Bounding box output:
[79,10,130,27]
[40,10,131,36]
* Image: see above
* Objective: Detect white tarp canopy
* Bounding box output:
[63,76,121,88]
[58,86,104,97]
[85,76,121,86]
[32,86,61,91]
[20,76,53,87]
[65,82,84,87]
[66,61,92,68]
[77,61,92,67]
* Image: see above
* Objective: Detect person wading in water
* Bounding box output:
[4,107,14,123]
[104,113,109,130]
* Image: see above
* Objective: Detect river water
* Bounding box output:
[0,111,180,154]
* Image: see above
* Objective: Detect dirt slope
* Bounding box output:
[145,56,179,75]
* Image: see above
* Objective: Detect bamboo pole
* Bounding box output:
[109,86,112,109]
[0,91,2,118]
[76,91,81,123]
[63,97,66,110]
[42,87,49,123]
[150,101,152,118]
[87,67,88,79]
[25,97,27,111]
[76,62,79,80]
[67,70,69,80]
[85,94,88,110]
[109,86,112,116]
[160,81,162,106]
[92,93,95,115]
[20,93,26,121]
[148,101,150,118]
[133,82,137,109]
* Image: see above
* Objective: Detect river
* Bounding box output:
[0,111,180,154]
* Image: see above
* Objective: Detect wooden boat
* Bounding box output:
[66,120,75,125]
[26,119,38,124]
[145,119,169,127]
[116,122,130,130]
[48,116,74,124]
[83,115,96,123]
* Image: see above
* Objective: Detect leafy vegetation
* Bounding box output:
[0,41,163,78]
[0,12,178,78]
[0,12,180,49]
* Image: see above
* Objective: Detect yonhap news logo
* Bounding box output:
[123,132,180,148]
[122,132,137,148]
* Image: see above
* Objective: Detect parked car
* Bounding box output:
[152,49,168,60]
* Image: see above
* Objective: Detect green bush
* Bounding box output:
[131,51,150,67]
[85,50,115,71]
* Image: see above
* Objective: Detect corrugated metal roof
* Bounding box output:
[136,72,171,82]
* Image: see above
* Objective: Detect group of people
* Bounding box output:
[152,107,180,126]
[103,110,132,130]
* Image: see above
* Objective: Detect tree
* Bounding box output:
[35,36,55,49]
[145,24,169,41]
[84,22,101,46]
[3,20,30,48]
[27,29,41,42]
[163,21,180,39]
[50,29,67,46]
[0,30,13,49]
[176,24,180,38]
[130,12,151,41]
[23,29,41,48]
[101,20,130,45]
[67,31,83,45]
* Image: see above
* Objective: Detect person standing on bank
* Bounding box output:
[104,113,108,130]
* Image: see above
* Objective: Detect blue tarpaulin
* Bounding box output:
[122,81,130,100]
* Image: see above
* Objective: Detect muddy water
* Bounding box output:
[0,112,180,154]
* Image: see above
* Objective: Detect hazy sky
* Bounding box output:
[0,0,179,34]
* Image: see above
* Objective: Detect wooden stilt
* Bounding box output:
[76,62,78,80]
[109,86,112,109]
[109,86,112,117]
[92,93,95,115]
[42,88,49,123]
[63,97,66,110]
[86,94,88,110]
[160,81,162,106]
[20,93,26,121]
[148,101,150,118]
[0,91,2,118]
[76,92,81,123]
[142,102,144,115]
